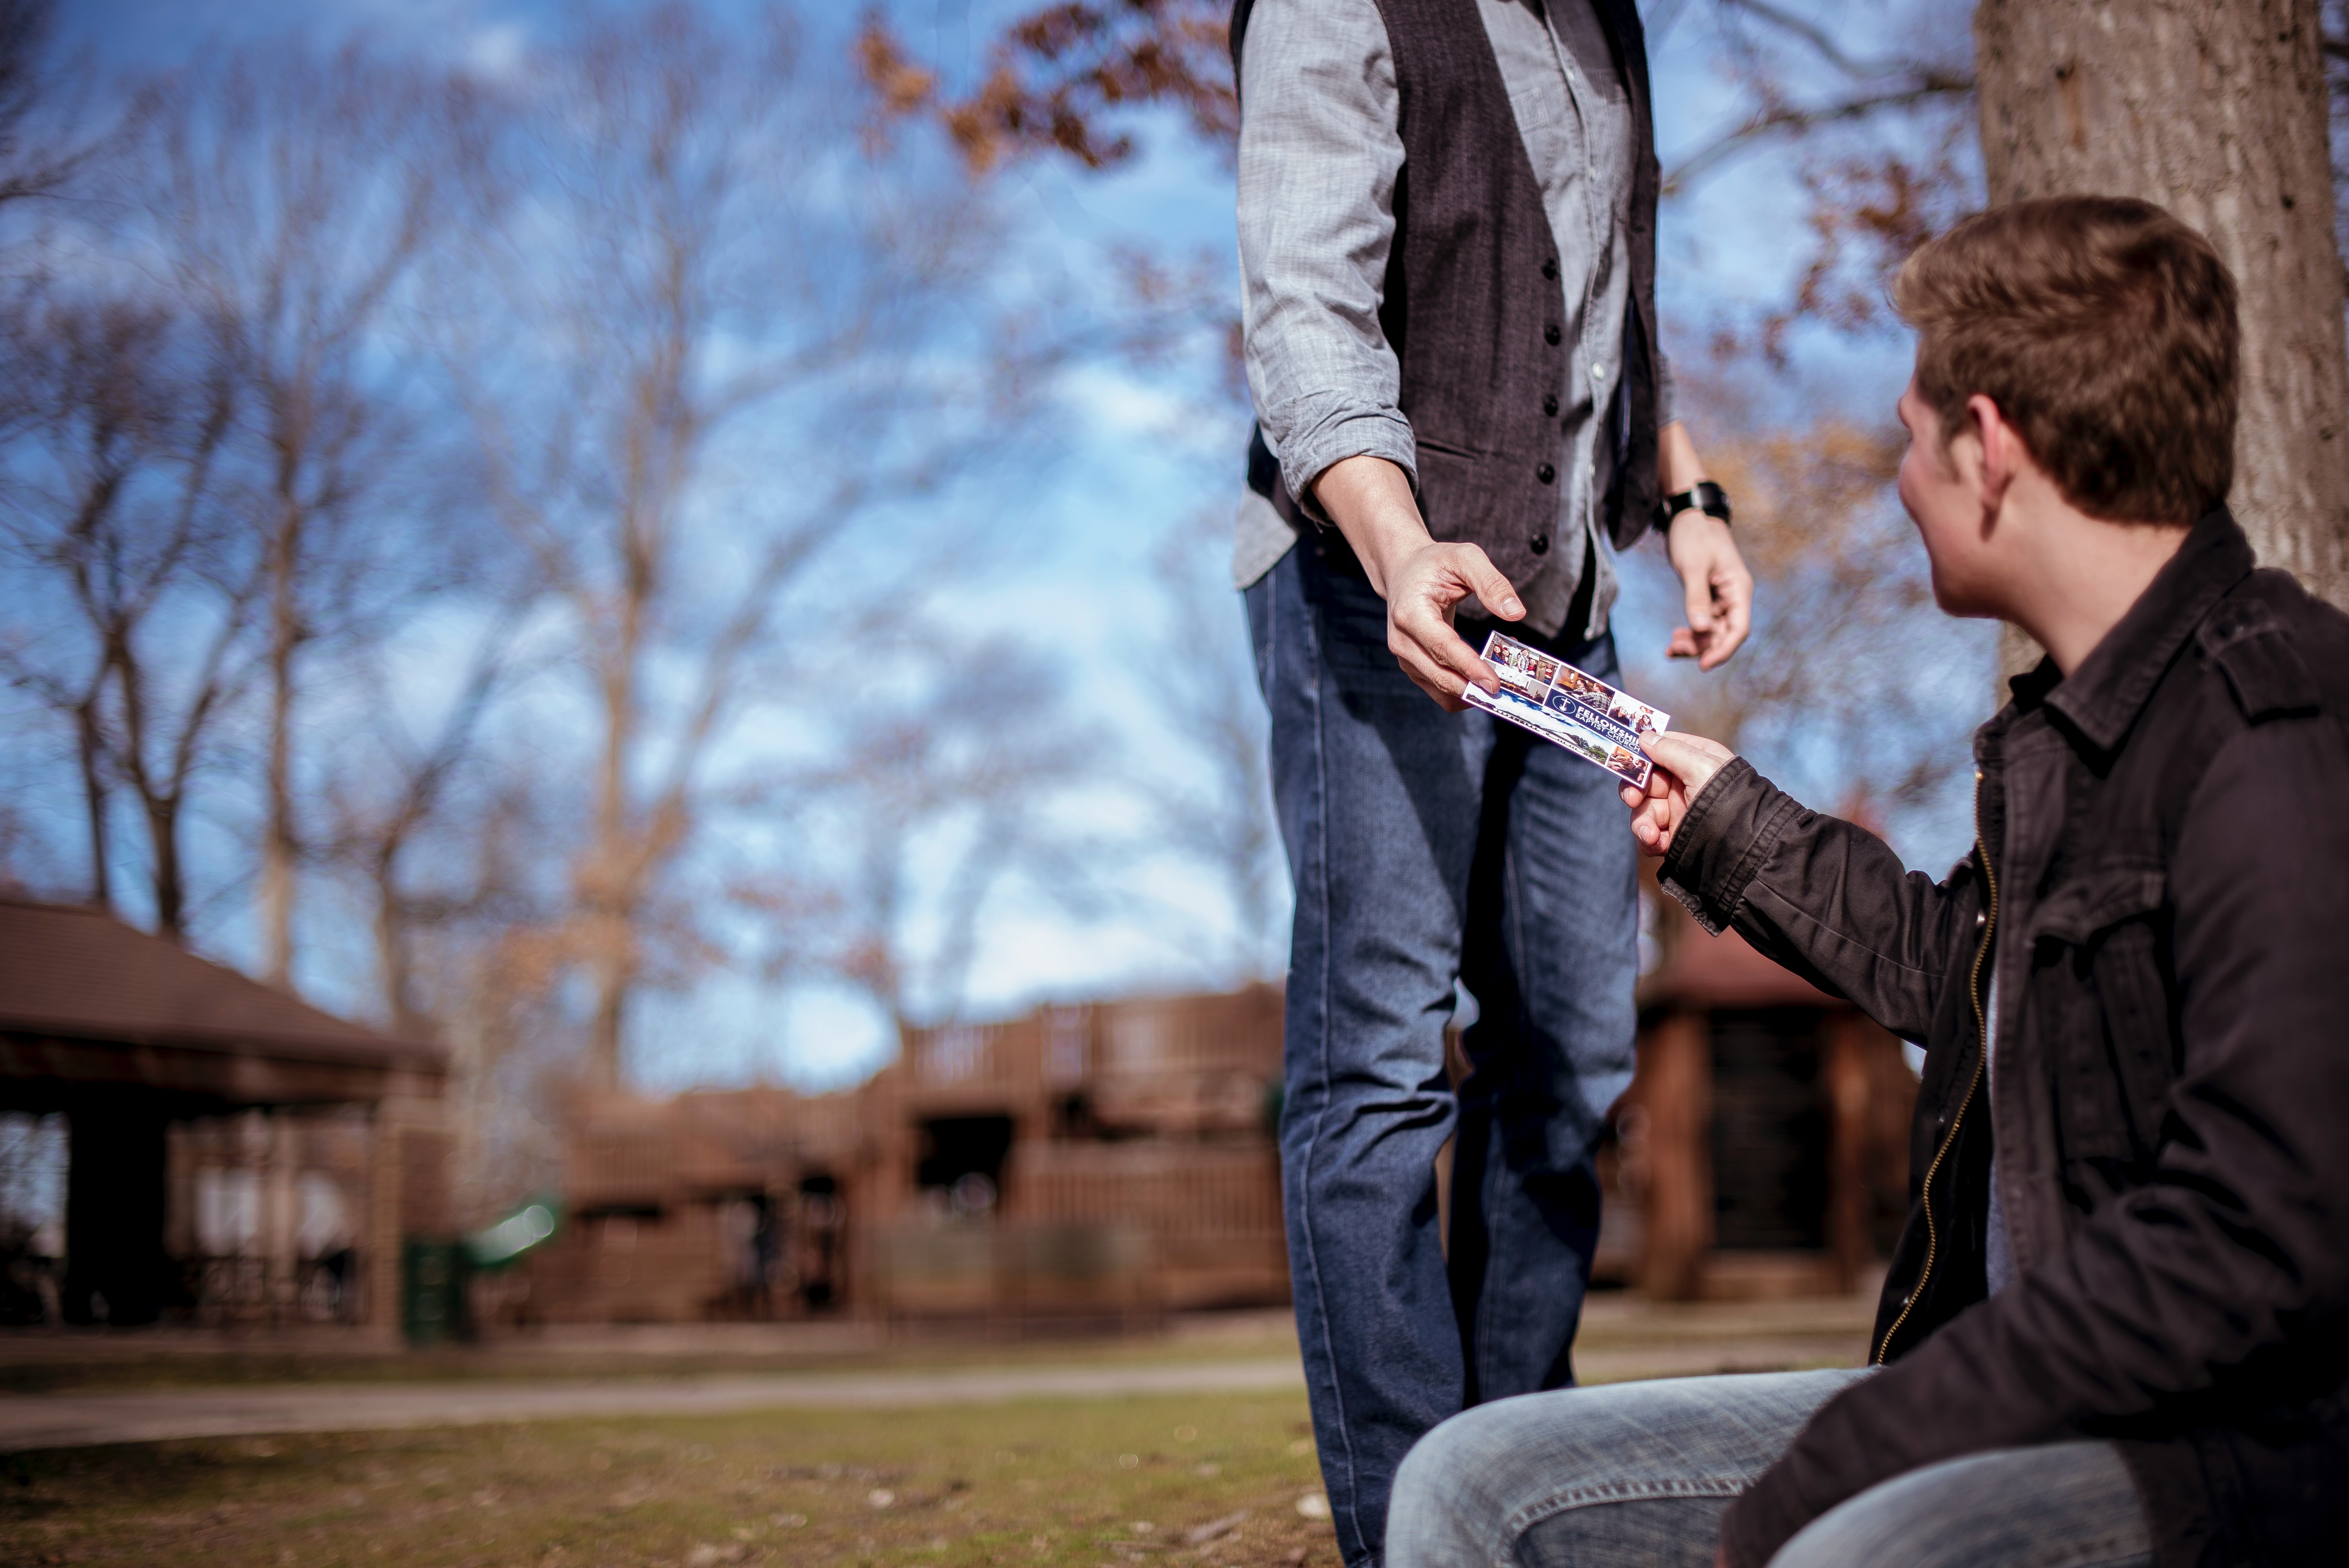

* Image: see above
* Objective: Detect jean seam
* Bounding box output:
[1292,576,1362,1564]
[1476,817,1529,1397]
[1497,1477,1748,1565]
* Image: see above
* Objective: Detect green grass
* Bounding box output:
[0,1392,1338,1568]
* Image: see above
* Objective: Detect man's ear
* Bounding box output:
[1965,393,2019,515]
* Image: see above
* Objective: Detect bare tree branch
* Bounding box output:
[0,287,259,938]
[1128,516,1281,982]
[1665,0,1973,193]
[1714,0,1958,84]
[1667,80,1973,192]
[737,636,1113,1032]
[440,3,1063,1084]
[121,39,477,981]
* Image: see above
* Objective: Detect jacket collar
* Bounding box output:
[2014,507,2257,755]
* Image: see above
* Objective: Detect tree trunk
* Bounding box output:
[1975,0,2349,680]
[372,860,424,1043]
[109,647,189,941]
[74,687,110,911]
[582,631,642,1089]
[139,788,185,941]
[260,498,302,986]
[586,950,631,1088]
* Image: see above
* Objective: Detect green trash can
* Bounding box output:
[401,1240,469,1346]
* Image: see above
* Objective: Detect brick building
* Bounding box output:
[513,985,1289,1324]
[517,921,1917,1326]
[1600,885,1919,1300]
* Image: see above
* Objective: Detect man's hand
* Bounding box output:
[1314,453,1526,711]
[1656,421,1752,670]
[1618,730,1736,856]
[1663,510,1752,670]
[1380,540,1526,707]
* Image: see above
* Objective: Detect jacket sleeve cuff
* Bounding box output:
[1657,757,1805,934]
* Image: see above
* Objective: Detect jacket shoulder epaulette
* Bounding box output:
[2198,573,2324,723]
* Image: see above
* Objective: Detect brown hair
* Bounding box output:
[1892,195,2237,524]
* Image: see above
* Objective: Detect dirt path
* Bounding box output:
[0,1332,1868,1453]
[0,1357,1310,1452]
[0,1293,1874,1452]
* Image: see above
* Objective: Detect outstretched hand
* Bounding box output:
[1309,453,1527,712]
[1383,539,1525,709]
[1663,511,1753,670]
[1618,730,1737,856]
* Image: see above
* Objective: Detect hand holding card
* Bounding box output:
[1620,731,1739,857]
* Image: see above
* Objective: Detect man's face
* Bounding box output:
[1896,370,1998,618]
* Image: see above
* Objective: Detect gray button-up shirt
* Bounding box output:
[1233,0,1675,640]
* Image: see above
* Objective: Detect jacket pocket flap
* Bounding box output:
[2029,864,2166,944]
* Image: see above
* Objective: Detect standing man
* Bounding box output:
[1231,2,1752,1564]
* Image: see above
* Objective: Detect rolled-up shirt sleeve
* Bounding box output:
[1236,0,1413,520]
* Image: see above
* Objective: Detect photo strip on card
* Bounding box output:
[1464,631,1670,789]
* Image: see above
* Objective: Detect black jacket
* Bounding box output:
[1657,511,2349,1568]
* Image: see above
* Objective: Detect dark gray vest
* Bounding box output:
[1235,0,1663,586]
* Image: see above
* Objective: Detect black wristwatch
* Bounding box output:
[1652,480,1731,533]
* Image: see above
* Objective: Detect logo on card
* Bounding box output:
[1544,687,1641,751]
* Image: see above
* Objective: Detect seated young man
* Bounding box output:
[1383,196,2349,1568]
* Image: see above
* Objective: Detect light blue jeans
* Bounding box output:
[1386,1370,2154,1568]
[1247,542,1640,1567]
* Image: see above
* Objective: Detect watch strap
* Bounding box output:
[1653,479,1731,533]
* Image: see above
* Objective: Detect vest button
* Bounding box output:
[1542,394,1559,417]
[1542,257,1559,280]
[1543,324,1561,346]
[1536,463,1555,485]
[1530,533,1550,555]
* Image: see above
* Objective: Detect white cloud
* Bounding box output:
[462,21,531,79]
[1059,363,1200,441]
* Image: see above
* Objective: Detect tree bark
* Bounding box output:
[110,639,183,940]
[74,682,110,911]
[583,616,642,1089]
[136,784,185,940]
[259,495,302,987]
[1975,0,2349,684]
[372,866,422,1043]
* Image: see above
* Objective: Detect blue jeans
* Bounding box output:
[1247,542,1640,1567]
[1386,1369,2154,1568]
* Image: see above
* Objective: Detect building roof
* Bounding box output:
[0,898,442,1105]
[1643,917,1838,1011]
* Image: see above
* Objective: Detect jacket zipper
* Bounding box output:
[1875,767,1998,1365]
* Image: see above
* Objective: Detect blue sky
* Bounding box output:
[41,0,1984,1091]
